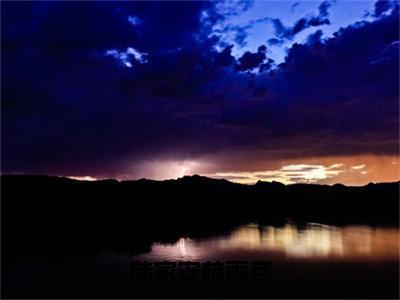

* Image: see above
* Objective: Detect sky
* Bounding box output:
[1,0,399,185]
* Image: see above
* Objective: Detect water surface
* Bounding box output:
[135,222,399,262]
[4,222,399,298]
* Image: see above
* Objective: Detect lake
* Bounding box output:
[135,222,399,262]
[3,221,399,298]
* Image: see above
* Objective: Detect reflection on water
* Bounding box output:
[135,223,399,262]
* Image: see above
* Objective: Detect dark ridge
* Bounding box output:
[255,180,286,187]
[1,174,399,265]
[3,173,398,187]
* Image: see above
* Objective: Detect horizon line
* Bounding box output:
[1,173,399,188]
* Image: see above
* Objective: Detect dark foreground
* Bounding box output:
[1,175,399,298]
[4,259,399,298]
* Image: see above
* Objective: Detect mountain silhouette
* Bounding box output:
[1,174,399,263]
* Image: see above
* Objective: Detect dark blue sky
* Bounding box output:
[2,0,399,184]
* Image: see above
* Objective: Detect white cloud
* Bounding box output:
[105,47,148,68]
[351,164,366,170]
[206,163,345,185]
[127,15,142,26]
[67,176,98,181]
[126,47,148,63]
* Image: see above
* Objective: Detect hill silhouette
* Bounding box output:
[2,174,399,263]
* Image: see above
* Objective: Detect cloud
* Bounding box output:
[202,0,256,49]
[206,163,344,184]
[291,2,300,12]
[127,15,142,26]
[214,45,235,67]
[318,0,333,18]
[1,1,399,183]
[268,0,333,45]
[203,156,399,185]
[214,0,255,18]
[351,164,366,170]
[373,0,398,17]
[212,24,253,48]
[236,45,267,71]
[105,47,148,67]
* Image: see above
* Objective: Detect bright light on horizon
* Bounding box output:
[59,155,399,185]
[67,176,98,181]
[204,163,345,185]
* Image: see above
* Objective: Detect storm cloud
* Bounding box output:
[1,1,399,182]
[268,0,333,45]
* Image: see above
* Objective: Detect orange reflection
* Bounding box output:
[222,223,399,260]
[136,223,399,262]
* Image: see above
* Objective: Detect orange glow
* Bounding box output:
[67,175,98,181]
[63,155,399,185]
[203,155,400,185]
[136,223,400,262]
